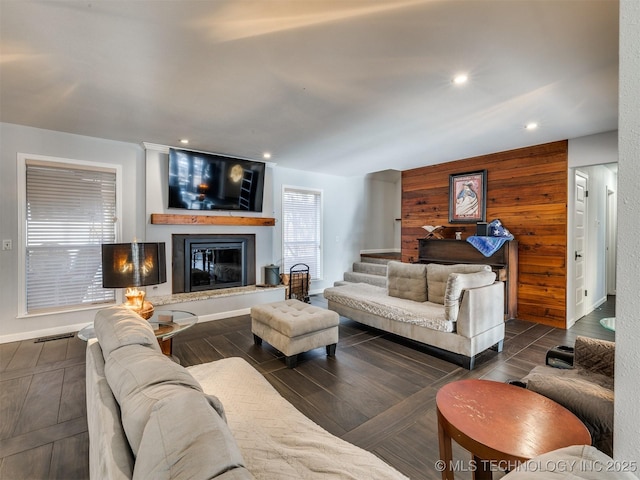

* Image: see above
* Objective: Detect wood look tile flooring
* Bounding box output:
[0,296,615,480]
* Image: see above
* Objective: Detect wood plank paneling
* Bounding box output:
[401,141,568,328]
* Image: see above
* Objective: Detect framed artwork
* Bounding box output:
[449,170,487,223]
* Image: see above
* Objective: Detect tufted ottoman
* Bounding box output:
[251,299,339,368]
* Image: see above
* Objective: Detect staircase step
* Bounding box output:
[353,261,388,276]
[343,271,387,287]
[333,280,351,287]
[359,256,394,265]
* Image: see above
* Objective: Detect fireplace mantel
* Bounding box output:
[151,213,275,226]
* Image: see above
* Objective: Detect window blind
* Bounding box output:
[25,161,117,313]
[282,187,322,280]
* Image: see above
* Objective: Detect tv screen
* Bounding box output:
[168,148,265,212]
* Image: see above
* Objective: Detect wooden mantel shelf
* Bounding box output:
[150,213,275,226]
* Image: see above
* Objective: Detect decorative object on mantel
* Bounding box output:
[150,213,275,226]
[449,170,487,223]
[101,242,167,319]
[467,219,514,257]
[476,222,489,236]
[421,225,445,239]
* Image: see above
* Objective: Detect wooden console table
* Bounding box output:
[418,239,518,320]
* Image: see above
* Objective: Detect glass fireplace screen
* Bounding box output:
[187,242,245,292]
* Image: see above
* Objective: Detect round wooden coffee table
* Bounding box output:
[436,379,591,480]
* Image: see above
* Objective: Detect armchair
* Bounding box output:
[521,336,615,456]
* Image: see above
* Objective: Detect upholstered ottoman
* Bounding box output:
[251,299,339,368]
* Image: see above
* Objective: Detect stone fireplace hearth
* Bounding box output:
[171,234,256,294]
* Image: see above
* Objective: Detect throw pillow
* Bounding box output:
[427,264,492,305]
[443,271,496,321]
[387,261,428,302]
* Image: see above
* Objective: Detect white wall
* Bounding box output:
[271,166,370,293]
[568,130,618,168]
[615,0,640,468]
[361,175,401,253]
[0,123,144,342]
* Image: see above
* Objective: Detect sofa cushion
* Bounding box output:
[133,389,252,480]
[444,270,496,321]
[94,305,161,360]
[574,336,615,378]
[387,261,428,302]
[524,365,613,455]
[324,283,454,332]
[189,357,410,480]
[105,344,221,456]
[427,263,492,304]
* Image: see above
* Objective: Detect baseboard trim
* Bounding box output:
[1,321,91,344]
[197,308,250,323]
[360,248,401,254]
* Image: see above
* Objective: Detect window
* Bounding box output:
[20,156,118,314]
[282,187,322,280]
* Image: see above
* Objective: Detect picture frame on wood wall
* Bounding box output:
[449,170,487,223]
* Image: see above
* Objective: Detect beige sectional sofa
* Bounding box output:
[323,261,505,369]
[86,306,408,480]
[502,445,637,479]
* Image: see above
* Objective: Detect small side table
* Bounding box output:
[149,310,197,356]
[436,379,591,480]
[599,317,615,332]
[78,309,197,359]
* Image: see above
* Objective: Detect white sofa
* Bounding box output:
[86,306,408,480]
[324,261,505,369]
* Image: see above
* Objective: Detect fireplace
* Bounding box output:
[172,234,256,294]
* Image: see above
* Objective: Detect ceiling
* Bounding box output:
[0,0,619,176]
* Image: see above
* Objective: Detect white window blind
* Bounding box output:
[25,161,117,313]
[282,187,322,280]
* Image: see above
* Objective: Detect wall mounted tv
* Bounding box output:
[168,148,265,212]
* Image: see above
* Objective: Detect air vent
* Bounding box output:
[34,333,74,343]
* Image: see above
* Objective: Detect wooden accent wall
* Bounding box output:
[402,141,568,328]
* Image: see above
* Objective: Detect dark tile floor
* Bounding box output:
[0,296,615,480]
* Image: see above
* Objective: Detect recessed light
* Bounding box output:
[524,123,538,130]
[453,74,468,85]
[180,139,189,144]
[263,152,272,159]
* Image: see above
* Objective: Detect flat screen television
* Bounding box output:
[168,148,265,212]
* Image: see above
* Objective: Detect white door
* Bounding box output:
[574,171,588,320]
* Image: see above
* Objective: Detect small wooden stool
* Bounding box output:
[251,299,339,368]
